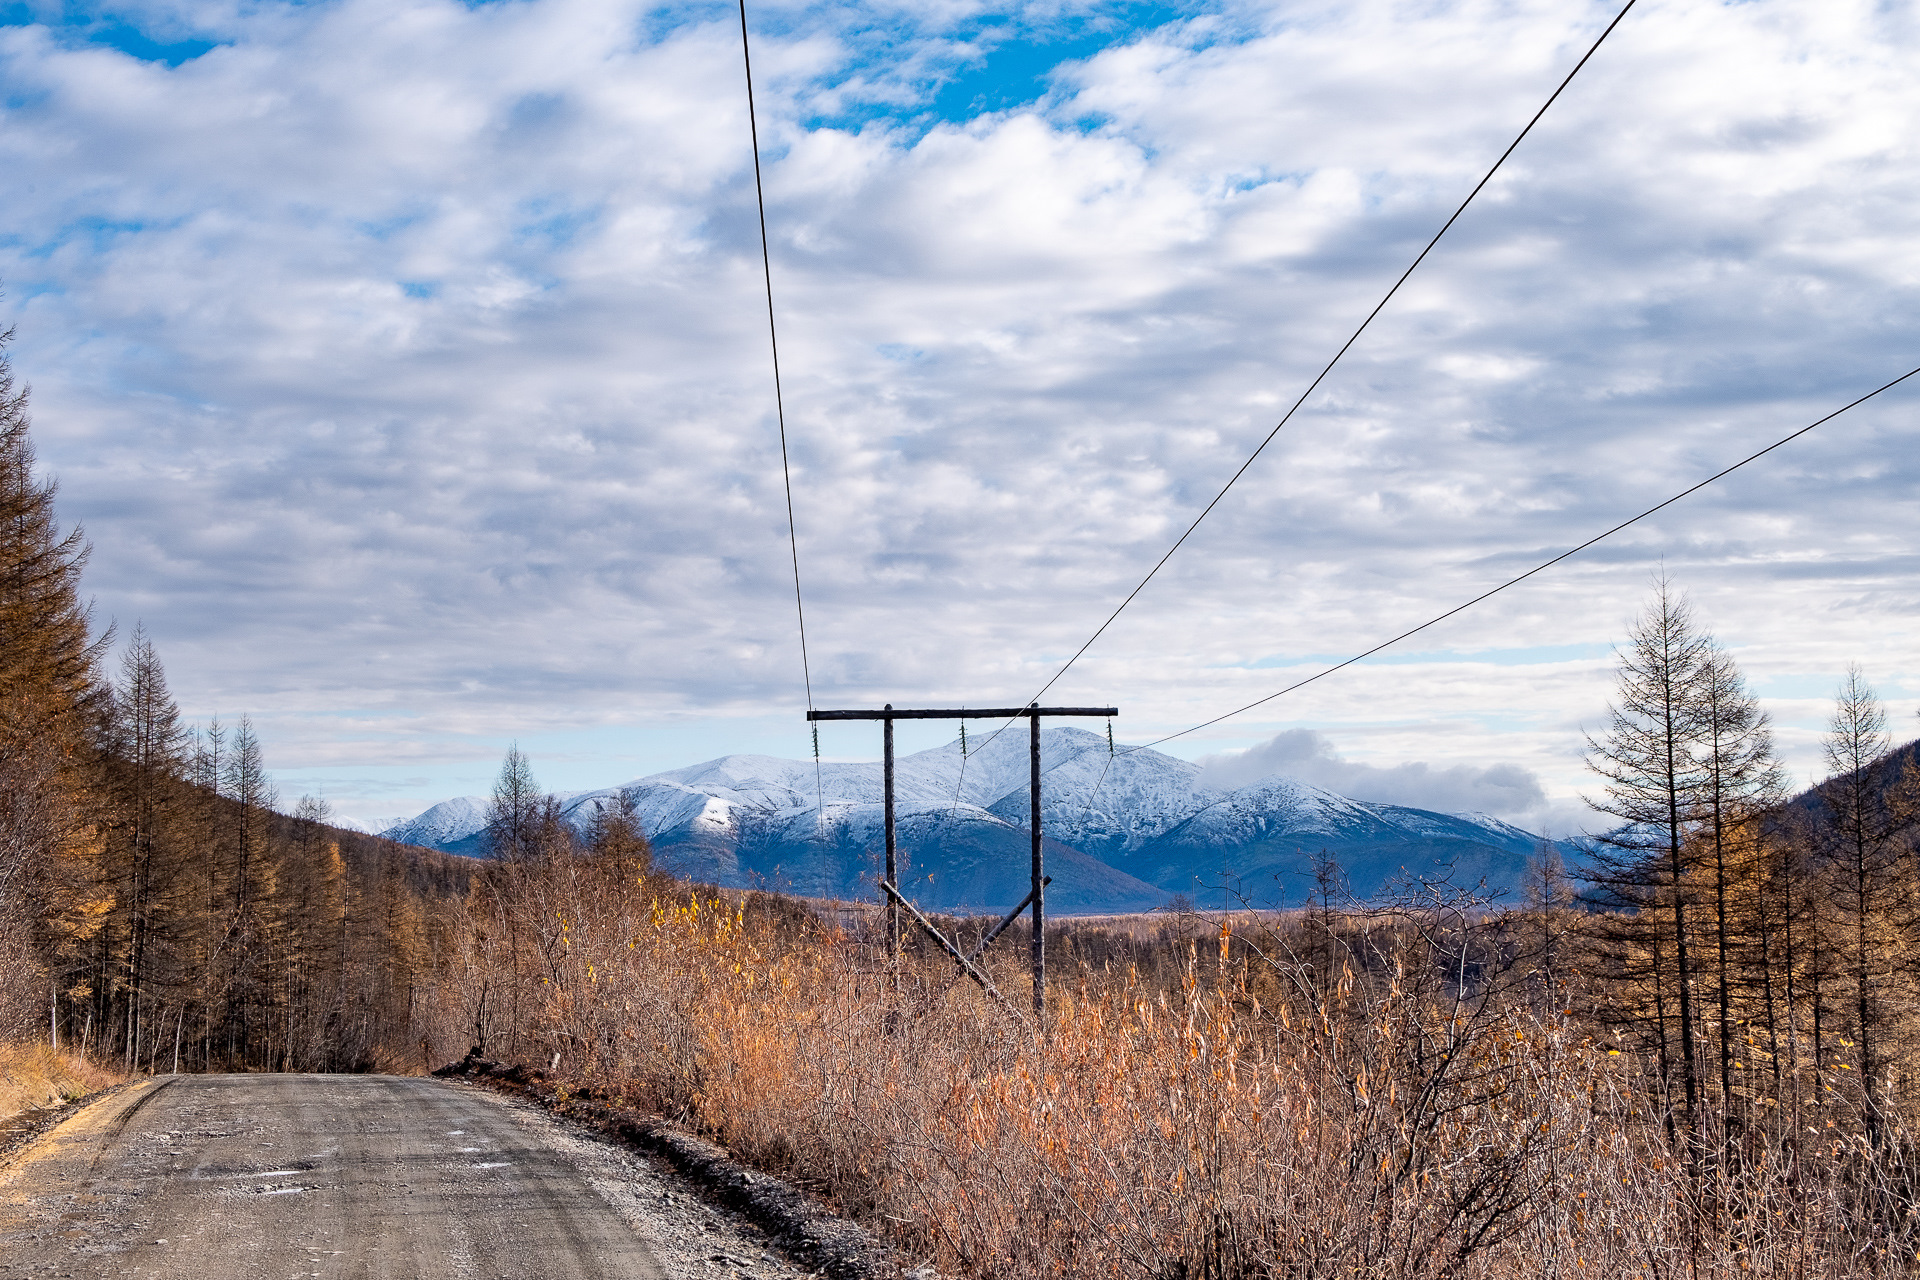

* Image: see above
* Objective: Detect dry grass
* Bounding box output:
[0,1041,124,1122]
[425,867,1920,1279]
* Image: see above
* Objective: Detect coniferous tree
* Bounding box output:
[217,714,275,1063]
[485,744,542,862]
[584,788,651,874]
[1521,841,1574,1009]
[1694,644,1784,1131]
[101,626,188,1070]
[480,744,544,1047]
[1814,667,1914,1146]
[1581,579,1712,1146]
[0,322,111,1041]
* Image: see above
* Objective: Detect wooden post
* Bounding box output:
[804,702,1117,1030]
[883,705,898,978]
[1029,704,1044,1021]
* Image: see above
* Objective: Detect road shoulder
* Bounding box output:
[440,1059,921,1280]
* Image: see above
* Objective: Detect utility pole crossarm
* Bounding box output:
[808,706,1117,721]
[811,698,1118,1034]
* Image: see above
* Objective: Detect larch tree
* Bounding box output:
[485,744,543,862]
[219,714,276,1062]
[0,321,111,1040]
[1521,840,1574,1009]
[1814,666,1912,1147]
[584,788,651,874]
[481,744,545,1047]
[103,626,188,1070]
[1693,643,1783,1130]
[1581,578,1712,1147]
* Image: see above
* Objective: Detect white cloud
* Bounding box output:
[1196,727,1555,825]
[1,0,1917,817]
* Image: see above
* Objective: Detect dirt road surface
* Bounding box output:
[0,1073,813,1280]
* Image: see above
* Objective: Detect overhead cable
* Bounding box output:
[1126,363,1920,752]
[738,0,824,817]
[959,0,1643,766]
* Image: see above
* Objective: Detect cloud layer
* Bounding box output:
[1197,728,1560,830]
[2,0,1916,815]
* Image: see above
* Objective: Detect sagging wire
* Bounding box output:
[1059,360,1920,827]
[1128,361,1920,754]
[737,0,824,830]
[1010,0,1645,717]
[1075,729,1119,833]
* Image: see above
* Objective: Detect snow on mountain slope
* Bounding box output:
[377,727,1556,911]
[383,796,490,850]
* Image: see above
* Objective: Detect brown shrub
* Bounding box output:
[427,865,1920,1279]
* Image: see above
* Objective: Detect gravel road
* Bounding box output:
[0,1073,817,1280]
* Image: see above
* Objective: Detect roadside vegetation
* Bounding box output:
[431,796,1920,1279]
[0,1042,122,1120]
[5,327,1920,1275]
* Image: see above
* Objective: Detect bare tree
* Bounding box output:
[103,627,188,1071]
[1694,644,1784,1131]
[1815,666,1910,1147]
[484,745,543,862]
[1581,578,1711,1147]
[1521,841,1574,1008]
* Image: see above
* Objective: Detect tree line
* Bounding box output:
[0,327,470,1072]
[1576,578,1920,1164]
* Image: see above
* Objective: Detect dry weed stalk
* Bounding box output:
[426,863,1920,1279]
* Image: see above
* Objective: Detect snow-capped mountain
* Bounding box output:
[381,796,496,856]
[369,728,1557,914]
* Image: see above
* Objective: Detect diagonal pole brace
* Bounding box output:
[965,877,1051,967]
[878,879,1021,1019]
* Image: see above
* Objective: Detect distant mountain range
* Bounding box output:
[366,728,1557,914]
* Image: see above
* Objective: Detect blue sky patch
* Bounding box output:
[1,4,219,66]
[785,1,1203,135]
[928,3,1190,123]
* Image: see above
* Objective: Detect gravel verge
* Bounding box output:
[0,1081,135,1167]
[438,1057,923,1280]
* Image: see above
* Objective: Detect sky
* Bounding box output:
[1,0,1916,836]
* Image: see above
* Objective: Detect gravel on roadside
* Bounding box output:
[0,1082,135,1167]
[440,1057,929,1280]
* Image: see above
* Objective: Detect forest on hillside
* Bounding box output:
[0,330,475,1071]
[8,316,1920,1276]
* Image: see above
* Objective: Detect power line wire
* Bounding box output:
[959,0,1640,767]
[1013,0,1642,717]
[1123,363,1920,753]
[738,0,823,818]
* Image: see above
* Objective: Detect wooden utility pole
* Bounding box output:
[1029,710,1044,1020]
[883,709,898,972]
[808,703,1117,1021]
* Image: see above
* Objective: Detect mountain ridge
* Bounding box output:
[371,729,1558,913]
